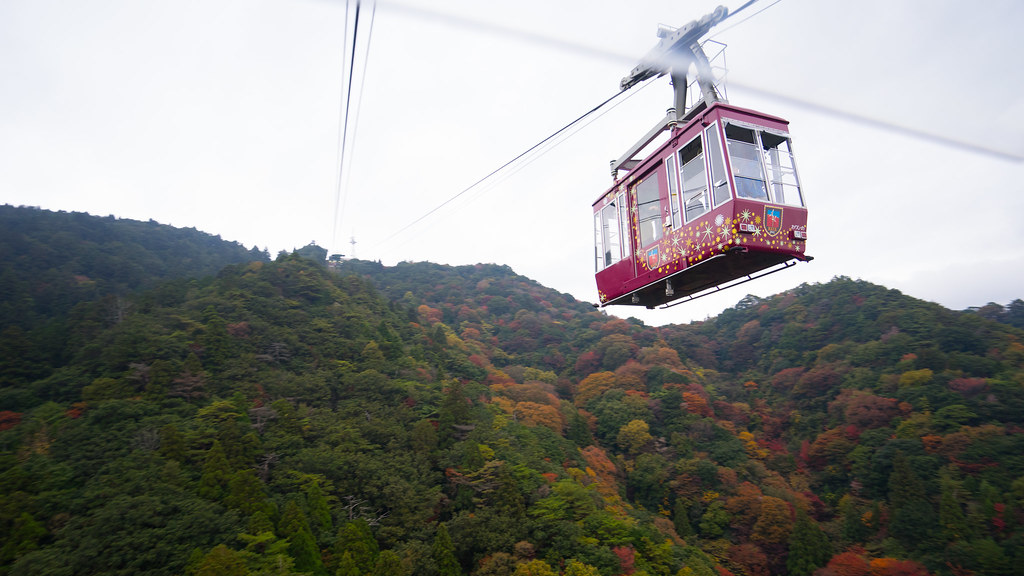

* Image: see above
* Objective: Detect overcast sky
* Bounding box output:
[3,0,1023,325]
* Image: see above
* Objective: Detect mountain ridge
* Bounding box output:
[1,206,1023,576]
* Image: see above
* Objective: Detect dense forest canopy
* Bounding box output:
[2,206,1023,576]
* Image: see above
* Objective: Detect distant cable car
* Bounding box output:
[594,6,811,308]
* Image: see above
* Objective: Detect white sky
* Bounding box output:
[2,0,1023,325]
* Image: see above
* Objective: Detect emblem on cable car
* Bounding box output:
[763,207,783,237]
[646,246,660,269]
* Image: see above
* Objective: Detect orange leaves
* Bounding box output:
[682,392,713,418]
[820,553,931,576]
[417,304,442,324]
[492,393,564,433]
[822,551,871,576]
[514,402,564,433]
[575,371,617,407]
[637,344,684,370]
[868,557,930,576]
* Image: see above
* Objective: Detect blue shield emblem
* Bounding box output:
[764,206,783,237]
[646,246,660,269]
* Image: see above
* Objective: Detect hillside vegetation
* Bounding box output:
[2,207,1023,576]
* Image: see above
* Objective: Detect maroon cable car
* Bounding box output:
[594,7,811,309]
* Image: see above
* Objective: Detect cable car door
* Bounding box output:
[632,167,668,276]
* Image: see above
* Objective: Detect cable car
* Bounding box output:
[594,7,811,308]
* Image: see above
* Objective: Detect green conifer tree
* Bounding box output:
[432,523,462,576]
[887,451,936,550]
[336,551,362,576]
[938,467,970,542]
[197,440,232,501]
[333,520,378,573]
[370,550,406,576]
[279,500,326,576]
[786,510,832,576]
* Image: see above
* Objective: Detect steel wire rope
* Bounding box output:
[371,1,775,253]
[337,1,377,247]
[713,0,782,37]
[378,76,660,255]
[458,77,658,209]
[331,0,364,250]
[368,0,1022,256]
[376,87,634,248]
[330,1,353,248]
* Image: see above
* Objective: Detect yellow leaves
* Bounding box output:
[751,496,793,544]
[898,368,934,388]
[737,428,770,459]
[701,490,720,503]
[492,397,564,433]
[616,419,653,453]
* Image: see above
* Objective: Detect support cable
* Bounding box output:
[377,88,631,246]
[331,1,353,248]
[338,1,377,246]
[332,0,362,249]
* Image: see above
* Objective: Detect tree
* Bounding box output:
[563,560,602,576]
[938,467,969,542]
[335,551,362,576]
[887,452,935,550]
[371,550,407,576]
[333,520,379,574]
[750,497,792,546]
[617,419,653,454]
[512,559,558,576]
[433,523,462,576]
[576,371,617,407]
[195,544,250,576]
[279,500,326,575]
[197,440,233,501]
[786,510,831,576]
[226,469,273,517]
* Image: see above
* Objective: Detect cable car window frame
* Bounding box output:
[705,122,732,208]
[594,193,629,272]
[665,154,682,230]
[634,170,663,248]
[679,134,710,224]
[723,120,804,207]
[617,191,630,262]
[725,123,769,201]
[759,130,804,207]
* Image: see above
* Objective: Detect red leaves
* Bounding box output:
[0,410,22,430]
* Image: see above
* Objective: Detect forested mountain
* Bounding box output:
[0,205,267,331]
[2,207,1023,576]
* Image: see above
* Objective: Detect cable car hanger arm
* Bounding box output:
[619,5,729,92]
[611,6,730,178]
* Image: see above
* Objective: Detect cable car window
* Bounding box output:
[635,172,663,247]
[725,124,769,201]
[601,201,622,267]
[679,135,709,222]
[666,155,682,229]
[594,212,603,272]
[705,123,730,207]
[760,132,803,207]
[618,192,629,260]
